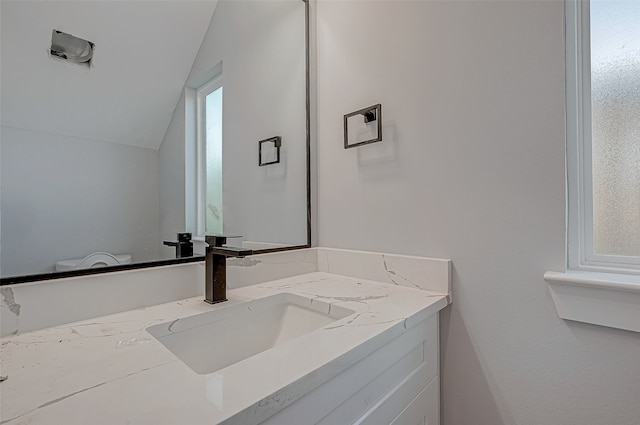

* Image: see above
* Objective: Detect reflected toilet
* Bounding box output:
[55,252,132,272]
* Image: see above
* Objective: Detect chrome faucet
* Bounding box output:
[204,235,252,304]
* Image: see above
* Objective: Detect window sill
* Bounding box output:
[544,271,640,333]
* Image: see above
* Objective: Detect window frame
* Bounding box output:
[184,72,224,241]
[565,0,640,275]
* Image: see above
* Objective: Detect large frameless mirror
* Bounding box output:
[0,0,310,284]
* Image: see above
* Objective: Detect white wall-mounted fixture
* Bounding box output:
[50,30,94,67]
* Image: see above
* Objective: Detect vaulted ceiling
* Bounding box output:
[0,1,218,150]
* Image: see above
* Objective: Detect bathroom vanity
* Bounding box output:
[0,248,451,425]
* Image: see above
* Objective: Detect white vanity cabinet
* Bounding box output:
[1,249,450,425]
[262,314,440,425]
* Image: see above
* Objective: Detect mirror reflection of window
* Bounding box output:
[200,77,223,234]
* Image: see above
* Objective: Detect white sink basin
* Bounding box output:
[146,293,355,375]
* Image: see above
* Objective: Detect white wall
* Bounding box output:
[159,93,188,259]
[160,0,308,247]
[0,1,216,274]
[315,1,640,425]
[1,126,160,276]
[0,0,215,150]
[193,0,306,247]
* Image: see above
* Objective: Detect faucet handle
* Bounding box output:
[204,234,242,248]
[208,246,253,258]
[164,232,194,258]
[177,232,192,242]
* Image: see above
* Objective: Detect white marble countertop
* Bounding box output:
[0,272,448,425]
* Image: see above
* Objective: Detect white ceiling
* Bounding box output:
[0,0,218,150]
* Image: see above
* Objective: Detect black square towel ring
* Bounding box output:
[258,136,282,166]
[343,103,382,149]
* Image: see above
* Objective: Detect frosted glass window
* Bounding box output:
[205,86,223,234]
[590,0,640,257]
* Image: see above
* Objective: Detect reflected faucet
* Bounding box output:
[204,235,253,304]
[163,232,193,258]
